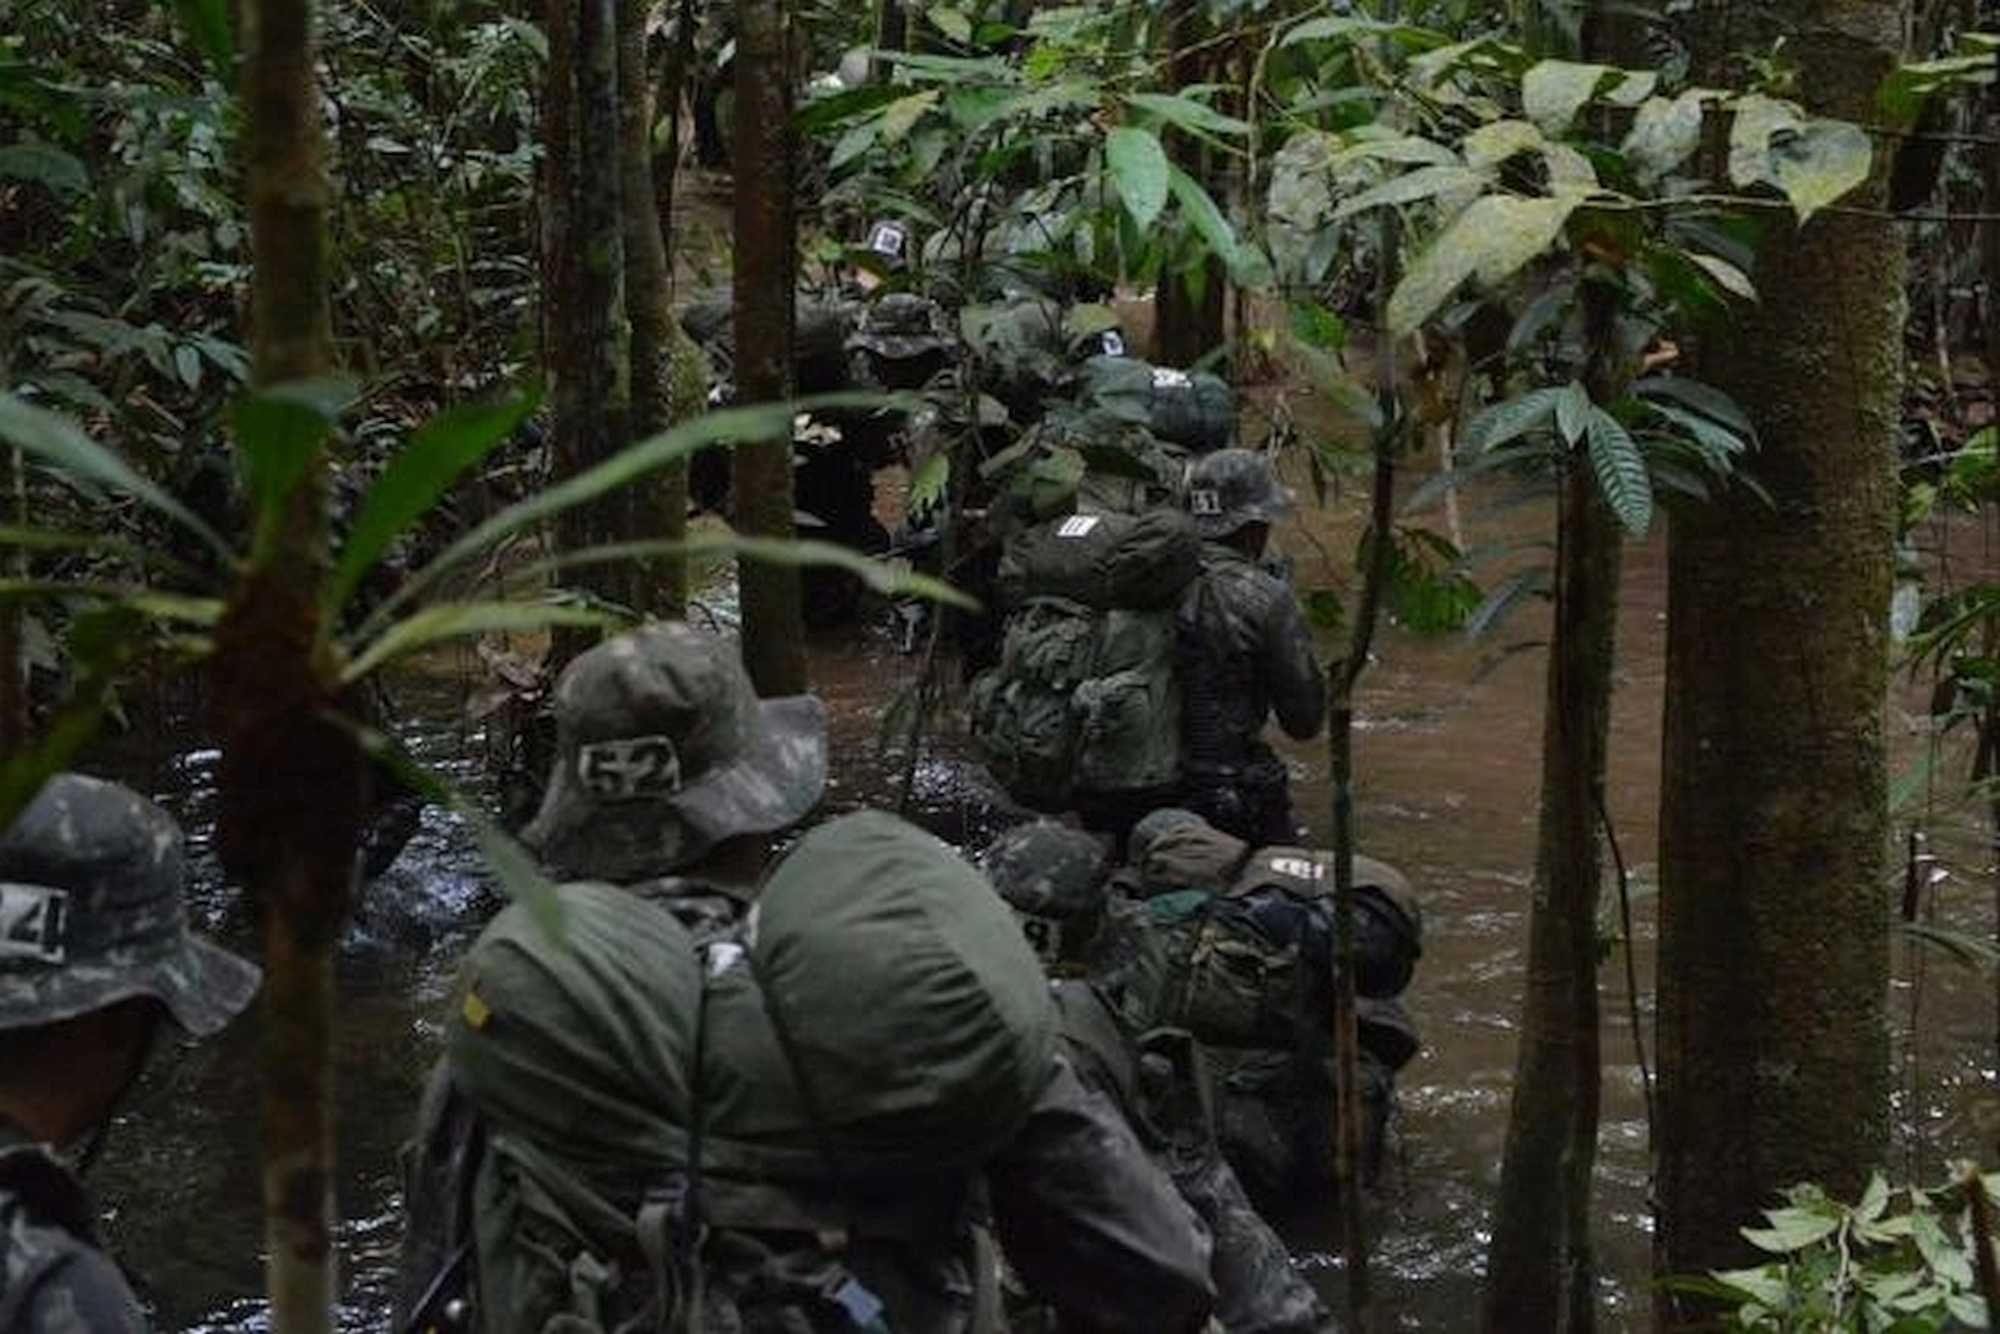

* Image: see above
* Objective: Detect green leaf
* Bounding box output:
[1742,1205,1841,1253]
[1683,252,1757,302]
[1727,95,1802,188]
[1623,91,1710,184]
[1606,70,1658,106]
[1461,120,1544,169]
[1522,60,1615,134]
[1857,1172,1891,1225]
[1332,135,1460,168]
[1465,565,1550,640]
[1290,301,1348,352]
[1770,120,1873,224]
[232,377,356,529]
[168,0,235,85]
[1879,52,1997,127]
[879,89,940,144]
[1330,165,1488,223]
[1106,126,1170,231]
[908,452,950,520]
[929,6,974,44]
[0,392,234,560]
[829,118,880,171]
[0,524,204,582]
[360,394,896,643]
[0,143,87,196]
[1913,1209,1975,1288]
[344,601,625,684]
[1586,407,1653,535]
[351,722,564,938]
[795,83,907,134]
[684,532,979,610]
[1168,164,1262,284]
[1387,194,1579,336]
[1556,382,1592,445]
[1463,386,1566,452]
[328,383,541,616]
[1632,375,1757,440]
[1642,399,1750,463]
[1707,1266,1791,1306]
[1122,91,1251,138]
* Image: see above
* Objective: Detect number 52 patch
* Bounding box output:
[0,883,68,964]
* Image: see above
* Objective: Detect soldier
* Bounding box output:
[0,773,261,1331]
[982,820,1338,1334]
[398,625,1217,1334]
[1177,449,1326,844]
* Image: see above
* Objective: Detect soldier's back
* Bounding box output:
[0,1141,145,1334]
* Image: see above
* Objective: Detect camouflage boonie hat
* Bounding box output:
[1129,807,1251,891]
[980,821,1112,920]
[1185,448,1296,539]
[849,293,953,361]
[522,623,828,882]
[0,773,259,1036]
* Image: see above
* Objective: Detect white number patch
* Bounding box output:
[1190,488,1223,516]
[1057,515,1101,539]
[868,222,907,258]
[1268,856,1324,881]
[1100,332,1127,357]
[1017,913,1064,964]
[1151,367,1193,389]
[577,736,684,800]
[0,883,67,964]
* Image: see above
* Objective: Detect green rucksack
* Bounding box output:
[980,408,1188,526]
[439,818,1053,1334]
[1076,356,1236,453]
[970,511,1201,811]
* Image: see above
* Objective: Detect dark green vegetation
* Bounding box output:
[10,0,2000,1328]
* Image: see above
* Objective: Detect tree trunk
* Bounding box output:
[1152,0,1226,367]
[731,0,807,695]
[873,0,907,79]
[216,3,361,1333]
[1482,460,1619,1334]
[549,0,634,655]
[1657,0,1903,1301]
[619,0,685,614]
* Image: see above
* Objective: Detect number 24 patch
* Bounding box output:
[0,883,67,964]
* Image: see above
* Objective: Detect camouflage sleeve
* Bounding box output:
[13,1247,148,1334]
[985,1057,1215,1334]
[1262,585,1326,741]
[393,1061,480,1329]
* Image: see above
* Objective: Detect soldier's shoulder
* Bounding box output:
[2,1183,144,1334]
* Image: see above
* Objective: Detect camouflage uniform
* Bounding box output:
[0,774,261,1333]
[983,822,1339,1334]
[1176,452,1325,844]
[404,630,1215,1334]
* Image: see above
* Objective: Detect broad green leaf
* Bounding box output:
[344,601,624,684]
[1463,386,1566,452]
[360,394,897,643]
[1462,120,1544,169]
[1106,126,1170,231]
[1168,165,1262,284]
[1465,565,1550,640]
[1643,400,1751,463]
[0,581,222,625]
[0,524,204,582]
[877,50,1017,83]
[908,452,950,519]
[1409,37,1496,89]
[169,0,234,85]
[1332,136,1460,168]
[507,536,976,611]
[1623,91,1710,184]
[1769,120,1873,223]
[1556,382,1592,444]
[0,392,234,560]
[1283,15,1451,49]
[1742,1205,1840,1253]
[795,83,906,133]
[328,383,541,616]
[1684,252,1757,301]
[1387,194,1579,336]
[830,118,880,171]
[1913,1209,1974,1288]
[929,6,974,44]
[1632,375,1757,440]
[1064,303,1122,338]
[1605,70,1658,106]
[1330,165,1488,223]
[1123,91,1250,138]
[0,143,87,196]
[1708,1266,1791,1306]
[1879,52,1996,126]
[1856,1172,1890,1225]
[1290,301,1347,352]
[1291,343,1380,432]
[880,89,940,144]
[232,376,355,527]
[1727,94,1803,188]
[351,722,564,938]
[1541,144,1598,193]
[1586,407,1653,535]
[1522,60,1615,134]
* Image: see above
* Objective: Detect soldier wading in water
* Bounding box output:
[0,774,261,1332]
[396,623,1218,1334]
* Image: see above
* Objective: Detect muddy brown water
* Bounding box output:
[78,464,2000,1332]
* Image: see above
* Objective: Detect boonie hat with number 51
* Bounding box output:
[0,773,260,1036]
[522,623,828,882]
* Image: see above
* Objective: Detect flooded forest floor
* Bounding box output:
[81,389,2000,1332]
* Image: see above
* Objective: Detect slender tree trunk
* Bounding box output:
[549,0,634,658]
[1983,86,2000,1072]
[0,447,23,755]
[1152,0,1225,367]
[1482,458,1619,1333]
[732,0,807,694]
[214,4,361,1333]
[619,0,685,613]
[1657,0,1903,1302]
[873,0,907,78]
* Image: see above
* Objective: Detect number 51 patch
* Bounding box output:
[0,883,68,964]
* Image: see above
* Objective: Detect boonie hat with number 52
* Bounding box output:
[522,623,828,882]
[0,772,260,1036]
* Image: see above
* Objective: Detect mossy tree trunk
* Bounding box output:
[619,0,686,613]
[1657,0,1903,1305]
[731,0,807,694]
[212,3,362,1332]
